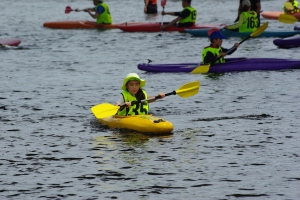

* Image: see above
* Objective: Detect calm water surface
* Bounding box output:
[1,0,300,199]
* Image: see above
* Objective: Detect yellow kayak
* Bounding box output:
[91,81,200,134]
[98,115,173,134]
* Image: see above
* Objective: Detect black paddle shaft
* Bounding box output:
[226,35,251,55]
[163,91,176,97]
[140,91,176,103]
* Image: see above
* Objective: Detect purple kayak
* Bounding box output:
[137,57,300,73]
[273,34,300,48]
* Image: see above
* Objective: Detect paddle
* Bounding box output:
[161,0,167,25]
[91,80,200,119]
[65,6,76,14]
[190,21,269,74]
[278,14,298,24]
[65,6,92,14]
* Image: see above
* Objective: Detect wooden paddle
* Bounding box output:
[278,14,298,24]
[91,80,200,119]
[190,21,269,74]
[161,0,167,25]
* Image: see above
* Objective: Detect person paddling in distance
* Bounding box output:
[144,0,158,14]
[202,30,239,64]
[115,73,165,116]
[160,0,196,30]
[226,0,258,32]
[235,0,261,27]
[77,0,112,24]
[283,0,300,14]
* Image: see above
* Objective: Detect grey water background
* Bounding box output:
[1,0,300,199]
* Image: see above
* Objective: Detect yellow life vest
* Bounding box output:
[179,6,197,24]
[95,3,112,24]
[202,46,225,64]
[239,11,258,32]
[117,90,149,116]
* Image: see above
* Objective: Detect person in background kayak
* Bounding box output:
[78,0,112,24]
[115,73,165,116]
[202,30,239,64]
[283,0,300,14]
[226,0,258,32]
[160,0,197,30]
[235,0,261,27]
[144,0,158,14]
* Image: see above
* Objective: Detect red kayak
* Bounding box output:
[262,11,300,20]
[118,22,223,32]
[43,21,143,29]
[0,38,21,46]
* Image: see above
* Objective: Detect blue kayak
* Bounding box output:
[185,28,300,38]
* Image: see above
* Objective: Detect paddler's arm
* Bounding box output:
[161,11,179,16]
[115,96,128,110]
[221,44,239,56]
[160,17,182,30]
[160,10,190,30]
[85,5,104,19]
[234,1,242,23]
[226,13,247,30]
[85,9,99,19]
[255,2,261,17]
[144,0,149,13]
[147,92,165,103]
[75,7,94,12]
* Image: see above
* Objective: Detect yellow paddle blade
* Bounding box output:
[91,103,119,119]
[190,64,210,74]
[250,21,269,37]
[175,80,200,98]
[284,2,294,10]
[278,14,298,24]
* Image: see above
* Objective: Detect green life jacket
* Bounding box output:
[117,90,149,116]
[202,46,225,64]
[240,11,258,32]
[179,6,197,24]
[96,3,112,24]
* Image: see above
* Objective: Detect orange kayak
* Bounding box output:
[43,21,142,29]
[262,11,300,20]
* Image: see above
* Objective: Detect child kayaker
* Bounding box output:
[160,0,197,30]
[235,0,261,26]
[226,0,259,32]
[144,0,158,14]
[115,73,165,116]
[78,0,112,24]
[202,30,239,64]
[283,0,300,14]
